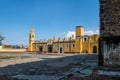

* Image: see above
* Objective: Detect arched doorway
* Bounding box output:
[48,45,53,53]
[39,46,43,54]
[58,47,64,53]
[93,46,97,53]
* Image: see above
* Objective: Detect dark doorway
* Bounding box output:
[59,47,63,53]
[48,45,53,53]
[39,46,43,53]
[93,46,97,53]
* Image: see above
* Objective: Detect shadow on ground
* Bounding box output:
[0,54,98,80]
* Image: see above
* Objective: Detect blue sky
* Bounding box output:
[0,0,99,46]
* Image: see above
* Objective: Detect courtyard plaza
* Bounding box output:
[0,52,119,80]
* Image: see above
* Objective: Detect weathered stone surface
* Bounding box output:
[100,0,120,37]
[99,0,120,67]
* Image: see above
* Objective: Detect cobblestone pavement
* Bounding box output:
[0,53,119,80]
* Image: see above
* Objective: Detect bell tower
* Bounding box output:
[75,26,84,53]
[28,27,35,52]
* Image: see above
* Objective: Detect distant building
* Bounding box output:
[2,45,12,49]
[28,26,99,54]
[2,45,25,49]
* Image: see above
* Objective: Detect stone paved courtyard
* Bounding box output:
[0,53,119,80]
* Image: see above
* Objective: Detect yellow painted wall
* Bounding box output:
[28,28,35,52]
[76,26,84,36]
[82,36,90,53]
[70,42,76,53]
[43,44,47,52]
[29,26,99,54]
[64,42,70,53]
[89,35,99,54]
[75,38,80,53]
[53,43,58,53]
[75,26,84,53]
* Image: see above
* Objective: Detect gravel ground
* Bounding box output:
[0,52,73,67]
[0,53,119,80]
[0,52,99,80]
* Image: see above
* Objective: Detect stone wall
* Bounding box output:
[99,0,120,67]
[100,0,120,37]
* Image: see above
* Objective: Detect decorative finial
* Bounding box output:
[30,26,34,33]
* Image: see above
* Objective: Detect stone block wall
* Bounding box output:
[100,0,120,37]
[99,0,120,67]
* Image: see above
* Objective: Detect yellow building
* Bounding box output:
[28,26,99,54]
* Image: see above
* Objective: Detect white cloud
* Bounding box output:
[85,30,94,35]
[39,30,99,40]
[96,30,99,33]
[66,31,75,38]
[65,30,99,38]
[53,32,67,38]
[85,30,99,35]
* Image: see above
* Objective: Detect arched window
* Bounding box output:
[32,35,34,38]
[66,44,69,48]
[83,36,88,42]
[72,44,75,48]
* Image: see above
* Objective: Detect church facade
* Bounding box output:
[28,26,99,54]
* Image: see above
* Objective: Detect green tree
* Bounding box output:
[0,34,4,45]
